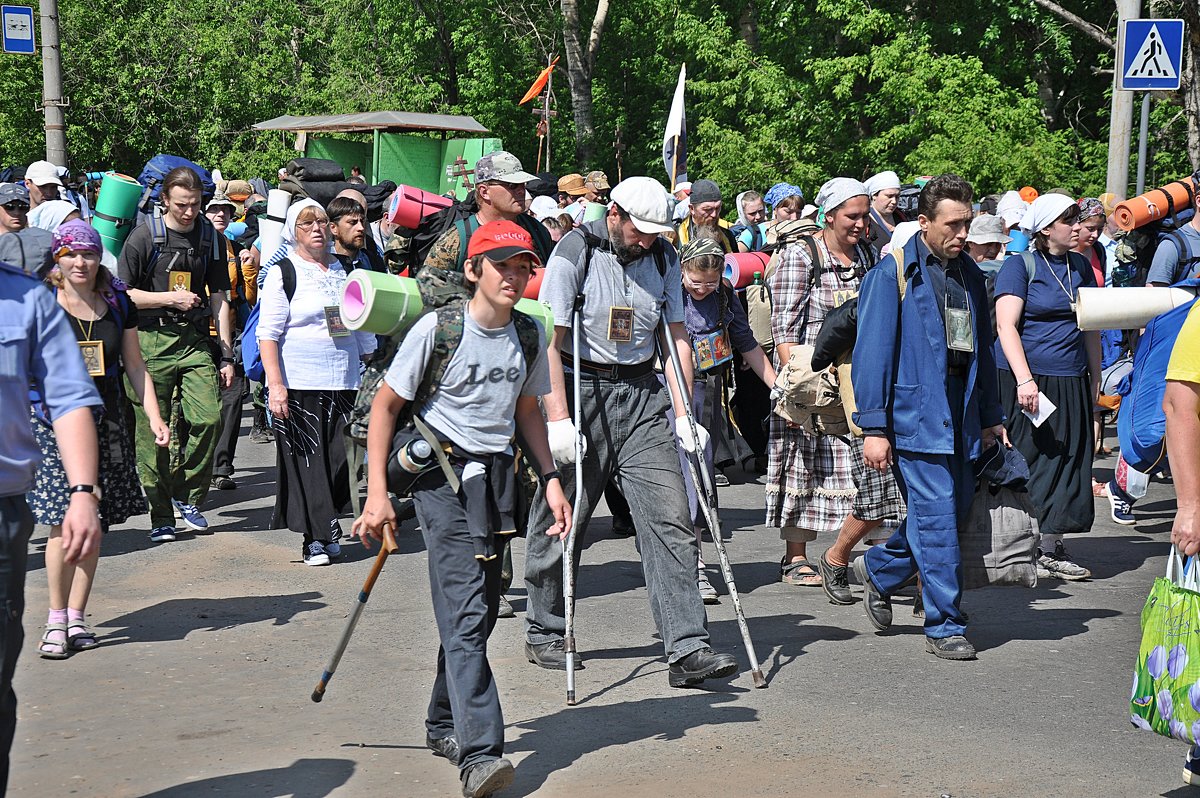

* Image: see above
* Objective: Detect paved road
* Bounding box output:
[9,414,1192,797]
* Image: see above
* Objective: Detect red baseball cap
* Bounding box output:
[466,220,542,265]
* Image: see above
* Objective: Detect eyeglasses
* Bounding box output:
[0,202,29,213]
[685,277,721,289]
[295,219,328,231]
[489,181,527,195]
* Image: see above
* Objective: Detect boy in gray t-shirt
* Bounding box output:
[352,220,570,798]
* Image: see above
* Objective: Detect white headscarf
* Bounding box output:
[815,177,869,214]
[735,191,754,227]
[996,190,1028,228]
[1020,193,1076,234]
[28,199,79,232]
[863,170,901,197]
[280,198,329,262]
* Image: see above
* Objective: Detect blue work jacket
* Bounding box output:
[852,235,1004,459]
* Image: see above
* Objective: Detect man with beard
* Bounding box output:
[522,176,739,687]
[327,195,372,273]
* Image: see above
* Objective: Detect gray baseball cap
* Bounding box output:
[474,151,538,184]
[0,183,30,205]
[967,213,1012,245]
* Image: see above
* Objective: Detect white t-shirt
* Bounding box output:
[385,309,550,456]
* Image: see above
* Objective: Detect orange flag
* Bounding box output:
[519,57,560,105]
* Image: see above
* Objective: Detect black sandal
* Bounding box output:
[780,558,823,587]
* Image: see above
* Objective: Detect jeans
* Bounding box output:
[414,475,504,772]
[524,373,710,663]
[863,375,974,639]
[0,496,32,792]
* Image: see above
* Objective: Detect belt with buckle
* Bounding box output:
[573,358,655,380]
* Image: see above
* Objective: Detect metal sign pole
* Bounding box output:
[1136,93,1151,196]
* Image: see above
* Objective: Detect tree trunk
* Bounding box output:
[1181,0,1200,169]
[738,1,759,51]
[560,0,611,166]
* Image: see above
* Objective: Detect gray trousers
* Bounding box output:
[524,373,710,663]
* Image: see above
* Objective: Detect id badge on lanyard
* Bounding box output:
[325,306,350,338]
[608,307,633,342]
[78,341,106,377]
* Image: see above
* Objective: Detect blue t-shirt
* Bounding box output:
[993,250,1095,377]
[1147,224,1200,285]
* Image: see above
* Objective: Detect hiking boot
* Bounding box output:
[172,499,210,533]
[525,640,584,671]
[461,757,514,798]
[697,572,720,604]
[1038,542,1091,581]
[668,646,738,688]
[818,552,854,605]
[211,475,237,491]
[303,541,330,567]
[1107,479,1137,525]
[149,526,176,543]
[853,556,892,630]
[426,734,460,766]
[925,635,977,660]
[496,595,515,619]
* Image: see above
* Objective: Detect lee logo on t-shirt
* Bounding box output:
[465,364,523,384]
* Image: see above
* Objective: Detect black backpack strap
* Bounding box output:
[417,302,467,404]
[574,228,603,315]
[511,310,543,370]
[279,257,297,302]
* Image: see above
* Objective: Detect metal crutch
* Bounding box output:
[562,307,584,705]
[659,317,767,688]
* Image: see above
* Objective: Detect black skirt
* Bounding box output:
[270,389,356,541]
[999,369,1095,536]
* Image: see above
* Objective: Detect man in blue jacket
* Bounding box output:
[850,174,1007,660]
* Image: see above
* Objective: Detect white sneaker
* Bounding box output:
[303,541,330,567]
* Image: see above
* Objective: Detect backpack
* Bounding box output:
[745,219,821,355]
[136,154,215,213]
[401,194,474,273]
[346,300,544,446]
[140,206,224,287]
[242,259,297,383]
[1116,277,1200,472]
[1111,175,1198,287]
[895,184,922,217]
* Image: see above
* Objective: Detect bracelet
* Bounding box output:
[1017,378,1035,387]
[539,469,562,486]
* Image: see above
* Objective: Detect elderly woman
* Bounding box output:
[863,170,904,252]
[30,221,169,657]
[257,200,377,566]
[995,194,1101,581]
[767,178,877,587]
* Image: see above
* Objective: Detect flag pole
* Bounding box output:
[670,136,679,193]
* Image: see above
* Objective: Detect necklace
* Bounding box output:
[1038,251,1077,311]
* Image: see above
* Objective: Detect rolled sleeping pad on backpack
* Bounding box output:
[1113,177,1198,231]
[582,201,606,223]
[91,172,143,256]
[259,189,290,263]
[522,265,547,300]
[386,185,454,230]
[724,251,770,289]
[514,298,555,345]
[1075,286,1197,331]
[341,271,424,336]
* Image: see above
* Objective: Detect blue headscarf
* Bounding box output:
[763,183,804,210]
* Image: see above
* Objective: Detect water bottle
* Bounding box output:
[397,438,434,473]
[752,270,763,286]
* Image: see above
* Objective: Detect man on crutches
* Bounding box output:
[524,176,738,688]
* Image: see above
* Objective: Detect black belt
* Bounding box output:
[141,315,201,329]
[573,357,655,380]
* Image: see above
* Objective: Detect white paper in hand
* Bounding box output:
[1021,392,1057,428]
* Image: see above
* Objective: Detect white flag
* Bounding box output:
[662,64,688,190]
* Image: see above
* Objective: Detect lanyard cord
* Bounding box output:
[1038,251,1076,306]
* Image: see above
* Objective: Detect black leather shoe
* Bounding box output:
[668,646,738,688]
[211,475,236,491]
[426,734,460,766]
[496,595,515,619]
[926,635,977,660]
[818,552,854,605]
[461,757,514,798]
[853,556,892,630]
[525,640,584,671]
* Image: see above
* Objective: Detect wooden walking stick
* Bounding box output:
[311,525,400,702]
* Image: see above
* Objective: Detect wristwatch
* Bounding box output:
[220,357,235,365]
[68,483,103,502]
[539,470,562,486]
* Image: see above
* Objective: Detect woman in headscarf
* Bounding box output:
[995,194,1101,581]
[766,178,877,587]
[863,170,905,252]
[257,199,378,566]
[29,221,169,658]
[1074,197,1109,288]
[732,190,768,252]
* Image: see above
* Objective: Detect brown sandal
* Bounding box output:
[780,558,823,587]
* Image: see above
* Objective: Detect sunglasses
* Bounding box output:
[1,202,29,213]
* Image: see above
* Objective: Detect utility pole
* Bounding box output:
[39,0,67,165]
[1105,0,1141,199]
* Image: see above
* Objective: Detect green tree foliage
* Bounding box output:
[0,0,1191,200]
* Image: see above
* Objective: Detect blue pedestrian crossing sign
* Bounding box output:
[1,5,35,55]
[1119,19,1184,91]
